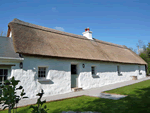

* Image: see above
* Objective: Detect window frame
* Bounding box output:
[0,68,9,95]
[0,68,9,85]
[91,66,96,75]
[117,66,122,76]
[138,66,142,75]
[38,67,47,79]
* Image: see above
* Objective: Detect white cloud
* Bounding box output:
[54,26,65,31]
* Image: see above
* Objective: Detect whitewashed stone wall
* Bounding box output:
[78,62,146,89]
[11,56,71,99]
[4,55,146,99]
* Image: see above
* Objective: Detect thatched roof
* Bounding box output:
[8,18,147,65]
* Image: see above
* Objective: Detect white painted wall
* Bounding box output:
[78,62,146,89]
[1,56,146,99]
[82,31,93,40]
[11,56,71,98]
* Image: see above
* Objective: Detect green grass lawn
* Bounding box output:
[1,80,150,113]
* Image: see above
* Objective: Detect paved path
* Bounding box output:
[2,77,150,108]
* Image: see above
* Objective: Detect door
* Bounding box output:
[71,64,78,88]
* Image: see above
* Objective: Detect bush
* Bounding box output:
[0,76,28,113]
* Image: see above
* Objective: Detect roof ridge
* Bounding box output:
[10,18,87,39]
[94,38,124,48]
[10,18,125,49]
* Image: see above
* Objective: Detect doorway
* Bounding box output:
[71,64,78,88]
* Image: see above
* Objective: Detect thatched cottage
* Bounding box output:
[0,18,147,98]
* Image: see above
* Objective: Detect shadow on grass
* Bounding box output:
[17,106,31,113]
[52,86,150,113]
[2,86,150,113]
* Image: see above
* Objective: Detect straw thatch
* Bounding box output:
[8,18,147,65]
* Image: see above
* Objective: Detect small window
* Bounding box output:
[38,67,47,78]
[91,66,95,75]
[71,64,77,74]
[138,66,141,75]
[117,66,121,75]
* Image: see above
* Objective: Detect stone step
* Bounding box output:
[72,87,83,92]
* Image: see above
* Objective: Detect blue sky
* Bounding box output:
[0,0,150,52]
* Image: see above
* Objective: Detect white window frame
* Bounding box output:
[0,68,9,95]
[38,67,47,79]
[0,68,9,85]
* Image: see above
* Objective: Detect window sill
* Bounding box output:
[118,74,122,76]
[38,78,51,82]
[92,74,97,76]
[92,74,100,78]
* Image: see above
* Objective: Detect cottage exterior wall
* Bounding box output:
[6,55,146,99]
[11,56,71,98]
[79,63,146,89]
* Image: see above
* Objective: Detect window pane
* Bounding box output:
[117,66,120,75]
[91,67,95,74]
[0,69,3,75]
[71,65,77,74]
[43,74,45,77]
[0,89,2,95]
[38,67,46,78]
[4,69,8,76]
[4,76,7,81]
[0,76,2,82]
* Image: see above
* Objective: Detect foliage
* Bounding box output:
[128,47,137,54]
[0,31,6,36]
[30,89,49,113]
[0,76,28,113]
[139,43,150,75]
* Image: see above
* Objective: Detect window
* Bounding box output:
[117,66,121,75]
[71,64,77,74]
[138,66,141,75]
[91,66,95,75]
[38,67,46,78]
[0,69,8,85]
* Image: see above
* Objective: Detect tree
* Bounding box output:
[136,40,148,55]
[128,47,137,54]
[0,77,28,113]
[139,43,150,75]
[0,31,6,36]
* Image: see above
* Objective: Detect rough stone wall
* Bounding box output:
[4,56,146,99]
[11,56,71,98]
[78,62,146,89]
